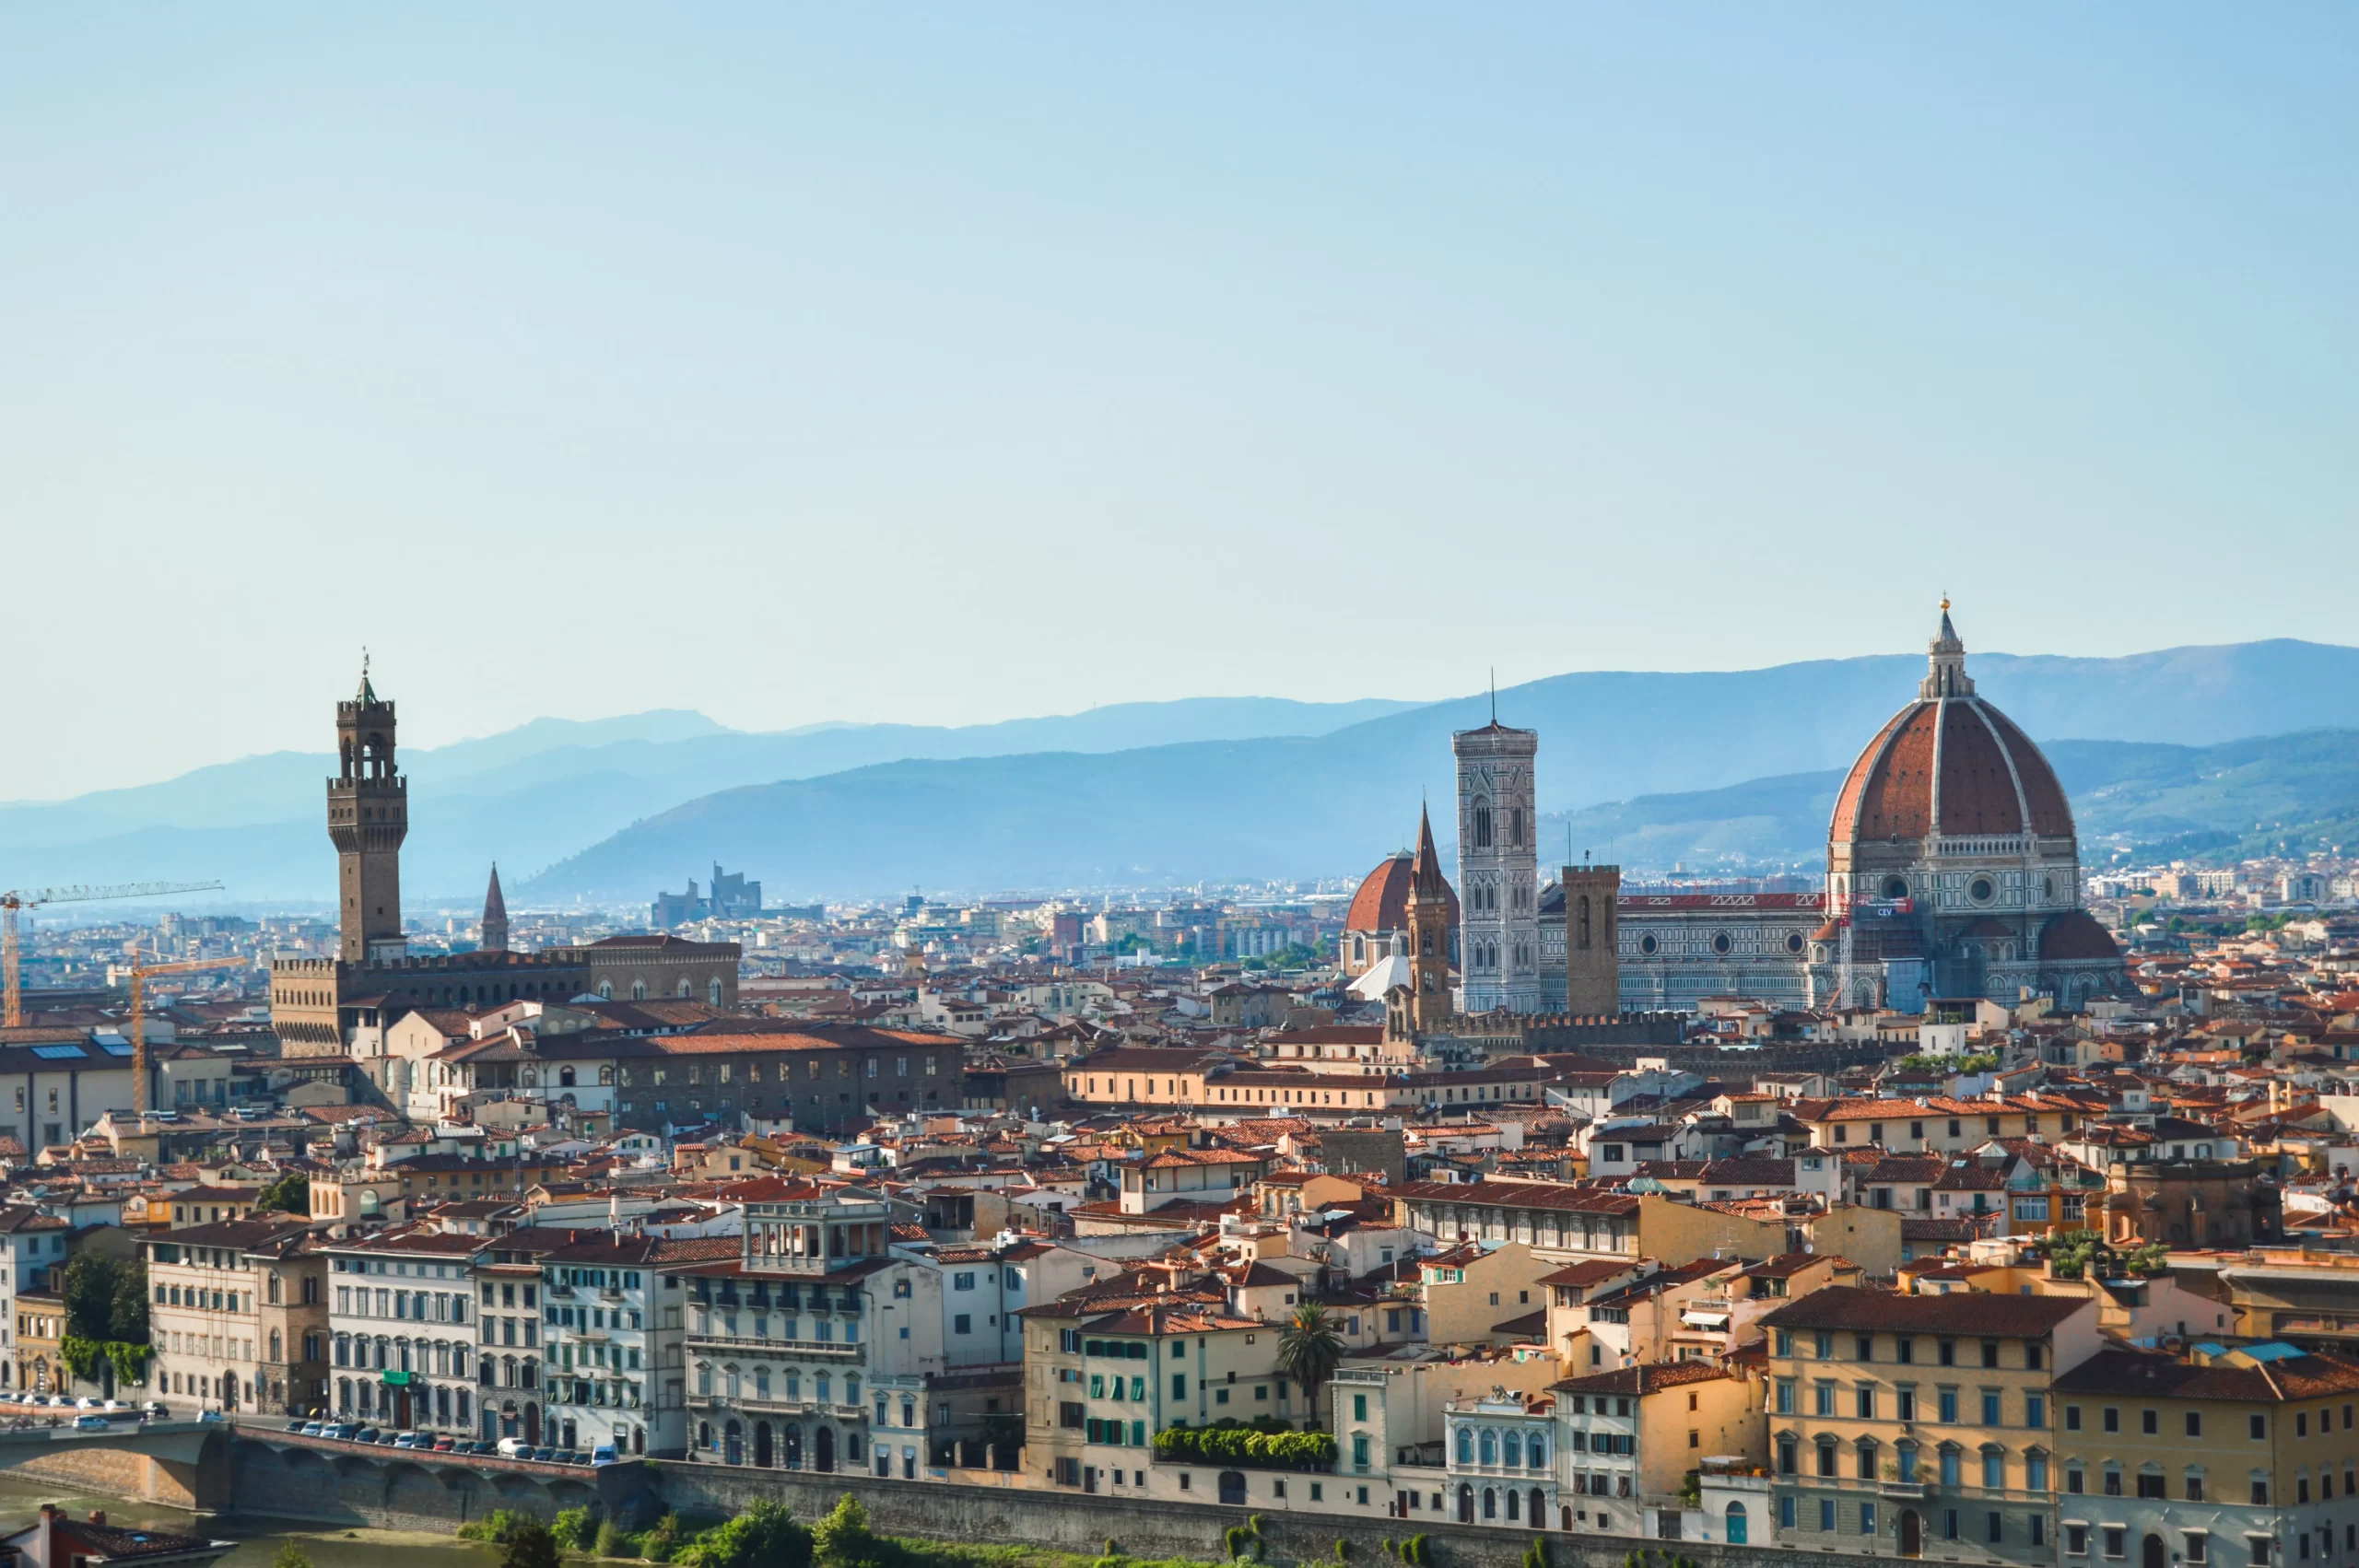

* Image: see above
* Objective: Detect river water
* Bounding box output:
[0,1469,500,1568]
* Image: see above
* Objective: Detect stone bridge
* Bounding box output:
[228,1431,658,1530]
[0,1420,229,1511]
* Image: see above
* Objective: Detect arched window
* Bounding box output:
[1578,895,1591,951]
[600,1066,615,1085]
[1482,1488,1497,1520]
[1480,1430,1497,1465]
[598,982,614,1000]
[1528,1433,1546,1469]
[1473,801,1493,849]
[269,1329,282,1362]
[1509,807,1523,848]
[709,978,724,1006]
[631,981,647,1000]
[1502,1431,1520,1467]
[678,979,693,999]
[559,1067,576,1088]
[1456,1429,1473,1465]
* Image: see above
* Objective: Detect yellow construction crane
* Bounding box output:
[1,882,224,1027]
[128,954,250,1117]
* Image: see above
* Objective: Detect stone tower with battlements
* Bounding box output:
[1558,860,1621,1014]
[327,659,408,963]
[1454,717,1541,1012]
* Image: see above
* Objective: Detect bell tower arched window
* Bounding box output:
[1473,802,1493,849]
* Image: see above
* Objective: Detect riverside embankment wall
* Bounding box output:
[197,1447,1902,1568]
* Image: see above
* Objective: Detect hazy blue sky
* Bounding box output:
[6,6,2354,799]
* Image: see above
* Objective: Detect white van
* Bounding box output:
[497,1436,531,1457]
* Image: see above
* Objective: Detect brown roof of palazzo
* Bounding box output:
[1757,1284,2089,1336]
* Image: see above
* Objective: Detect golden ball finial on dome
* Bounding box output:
[1940,592,1950,613]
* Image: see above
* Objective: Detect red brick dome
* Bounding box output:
[1829,610,2074,848]
[1345,851,1460,932]
[2038,909,2121,963]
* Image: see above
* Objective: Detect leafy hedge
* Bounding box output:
[60,1335,150,1388]
[1154,1426,1336,1471]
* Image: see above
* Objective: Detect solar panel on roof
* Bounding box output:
[29,1045,85,1059]
[100,1043,135,1058]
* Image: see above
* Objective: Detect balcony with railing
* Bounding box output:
[686,1330,864,1360]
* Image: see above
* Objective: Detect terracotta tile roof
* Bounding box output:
[1550,1359,1733,1396]
[1759,1284,2088,1336]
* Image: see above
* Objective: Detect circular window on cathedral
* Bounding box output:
[1787,932,1805,954]
[1638,933,1659,955]
[1712,932,1733,955]
[1969,876,1996,904]
[1881,876,1909,900]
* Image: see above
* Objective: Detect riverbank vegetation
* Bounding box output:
[465,1496,1228,1568]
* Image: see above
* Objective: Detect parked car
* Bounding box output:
[431,1435,457,1452]
[496,1436,530,1457]
[591,1444,618,1466]
[73,1415,110,1431]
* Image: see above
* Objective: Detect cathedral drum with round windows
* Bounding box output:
[1813,604,2125,1010]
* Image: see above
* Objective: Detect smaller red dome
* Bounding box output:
[1345,851,1460,932]
[1811,920,1843,942]
[2039,910,2121,963]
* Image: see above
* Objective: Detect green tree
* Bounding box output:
[500,1520,561,1568]
[679,1503,812,1568]
[551,1508,596,1551]
[257,1172,311,1215]
[62,1252,118,1342]
[1276,1304,1347,1429]
[109,1258,148,1343]
[810,1494,874,1568]
[273,1544,314,1568]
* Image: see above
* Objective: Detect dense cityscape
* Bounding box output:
[1,618,2356,1568]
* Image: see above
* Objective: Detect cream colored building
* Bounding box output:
[1758,1285,2102,1564]
[143,1214,315,1415]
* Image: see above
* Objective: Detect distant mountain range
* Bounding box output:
[7,638,2359,907]
[0,696,1416,903]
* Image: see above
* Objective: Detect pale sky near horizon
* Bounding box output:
[5,6,2355,801]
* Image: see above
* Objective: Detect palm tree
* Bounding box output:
[1277,1303,1347,1430]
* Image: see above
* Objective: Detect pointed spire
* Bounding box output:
[1411,803,1449,897]
[1919,597,1975,700]
[480,862,511,954]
